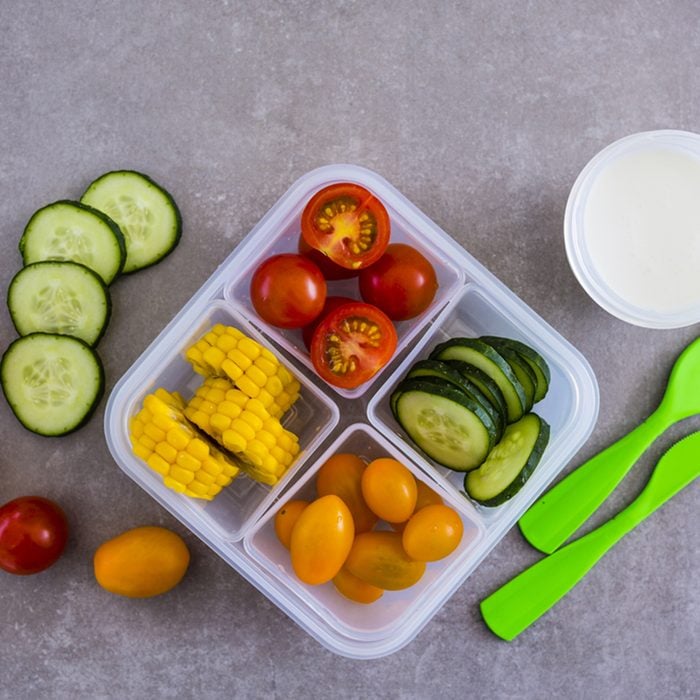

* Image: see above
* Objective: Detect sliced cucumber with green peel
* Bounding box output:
[1,333,105,436]
[8,261,111,346]
[465,413,550,507]
[480,336,550,402]
[81,170,182,274]
[431,338,526,423]
[406,360,504,439]
[392,378,497,471]
[19,200,126,285]
[444,359,509,428]
[495,346,537,412]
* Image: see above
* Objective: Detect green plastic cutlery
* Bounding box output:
[519,337,700,554]
[480,431,700,641]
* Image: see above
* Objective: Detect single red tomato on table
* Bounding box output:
[0,496,69,575]
[358,243,438,321]
[301,183,390,270]
[250,253,327,329]
[310,302,397,389]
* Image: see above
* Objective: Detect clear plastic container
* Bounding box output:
[565,129,700,328]
[104,164,599,659]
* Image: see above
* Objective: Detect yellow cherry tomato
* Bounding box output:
[274,499,308,549]
[361,457,417,523]
[392,479,445,532]
[345,531,425,590]
[402,504,464,562]
[94,526,190,598]
[316,453,378,533]
[290,495,354,585]
[332,566,384,604]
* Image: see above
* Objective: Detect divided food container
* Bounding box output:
[104,164,599,659]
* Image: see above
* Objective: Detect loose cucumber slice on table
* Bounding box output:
[391,378,498,471]
[81,170,182,274]
[480,336,551,402]
[19,200,126,285]
[7,261,111,346]
[465,413,550,507]
[1,333,105,436]
[431,338,527,423]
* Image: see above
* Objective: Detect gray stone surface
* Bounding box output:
[1,1,698,698]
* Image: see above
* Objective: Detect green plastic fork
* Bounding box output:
[519,337,700,554]
[480,431,700,641]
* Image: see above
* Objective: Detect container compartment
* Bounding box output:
[106,299,339,542]
[223,173,465,399]
[369,283,599,528]
[243,423,484,644]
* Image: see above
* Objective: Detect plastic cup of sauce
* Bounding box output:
[565,130,700,328]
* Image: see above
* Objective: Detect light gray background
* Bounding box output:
[1,2,698,698]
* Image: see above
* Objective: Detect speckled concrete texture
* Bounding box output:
[1,1,699,698]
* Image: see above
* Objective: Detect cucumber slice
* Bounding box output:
[406,360,504,439]
[1,333,105,436]
[8,261,111,346]
[431,338,526,423]
[495,346,537,412]
[480,336,550,402]
[465,413,550,507]
[19,200,126,285]
[392,378,497,471]
[81,170,182,274]
[444,360,509,428]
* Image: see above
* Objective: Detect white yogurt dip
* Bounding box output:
[565,131,700,328]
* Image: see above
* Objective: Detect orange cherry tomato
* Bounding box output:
[361,457,417,523]
[402,504,464,562]
[332,566,384,604]
[274,499,308,549]
[289,495,354,585]
[391,479,444,532]
[315,453,378,533]
[345,531,425,591]
[301,183,390,270]
[310,302,397,390]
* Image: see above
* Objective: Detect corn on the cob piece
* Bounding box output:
[184,324,301,418]
[130,388,240,500]
[185,376,300,486]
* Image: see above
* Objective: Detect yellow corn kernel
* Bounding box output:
[186,481,210,497]
[167,427,190,451]
[152,412,178,432]
[239,410,263,433]
[155,441,178,463]
[169,466,196,485]
[138,434,157,451]
[217,400,242,419]
[186,438,210,462]
[229,418,256,442]
[238,336,262,360]
[203,346,226,369]
[201,457,223,476]
[246,439,269,461]
[256,389,276,413]
[209,413,232,434]
[222,430,247,453]
[265,376,284,398]
[163,476,187,494]
[236,374,260,398]
[132,442,152,461]
[176,451,201,472]
[254,356,277,377]
[143,423,166,443]
[255,430,276,450]
[220,358,244,380]
[147,453,171,476]
[245,364,267,388]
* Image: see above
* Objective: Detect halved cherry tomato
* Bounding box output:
[250,253,326,329]
[310,302,397,389]
[361,457,417,523]
[345,531,425,591]
[315,453,377,533]
[289,495,354,585]
[358,243,438,321]
[301,295,355,351]
[301,183,390,270]
[298,236,358,280]
[402,504,464,562]
[274,499,308,549]
[333,566,384,604]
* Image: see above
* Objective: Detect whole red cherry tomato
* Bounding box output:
[0,496,69,575]
[301,183,390,270]
[250,253,327,329]
[358,243,438,321]
[310,302,397,389]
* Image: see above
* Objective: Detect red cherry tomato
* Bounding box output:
[301,295,355,350]
[358,243,438,321]
[310,302,397,389]
[250,253,327,329]
[301,183,390,270]
[298,236,358,281]
[0,496,69,575]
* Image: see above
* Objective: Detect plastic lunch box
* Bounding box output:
[104,164,599,659]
